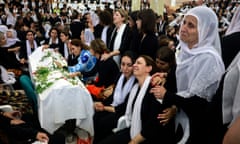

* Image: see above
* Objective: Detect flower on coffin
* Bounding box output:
[33,50,81,94]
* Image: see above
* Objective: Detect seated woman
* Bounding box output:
[43,27,61,51]
[67,39,97,82]
[93,51,137,143]
[0,30,23,77]
[0,108,65,144]
[86,39,119,100]
[154,46,177,92]
[99,55,175,144]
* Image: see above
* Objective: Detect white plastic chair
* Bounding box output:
[175,110,190,144]
[112,115,128,133]
[0,105,13,112]
[0,66,16,91]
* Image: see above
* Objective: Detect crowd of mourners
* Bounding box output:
[1,0,240,143]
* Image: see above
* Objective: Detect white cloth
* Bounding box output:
[48,38,59,46]
[111,74,135,107]
[63,43,69,59]
[125,76,151,138]
[222,51,240,126]
[225,7,240,36]
[26,40,38,56]
[2,29,20,48]
[28,48,94,136]
[113,23,127,66]
[84,28,95,46]
[0,25,8,33]
[101,26,109,44]
[177,6,225,101]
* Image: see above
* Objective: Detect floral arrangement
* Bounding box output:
[32,50,81,94]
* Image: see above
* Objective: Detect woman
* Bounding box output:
[135,9,159,58]
[86,39,119,100]
[0,31,23,77]
[221,6,240,68]
[97,10,114,45]
[154,46,177,94]
[222,51,240,135]
[151,6,225,143]
[99,55,175,144]
[67,39,97,81]
[19,30,40,65]
[81,12,95,46]
[93,51,137,143]
[43,27,60,51]
[101,9,131,66]
[59,30,71,60]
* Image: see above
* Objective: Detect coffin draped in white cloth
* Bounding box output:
[28,48,94,136]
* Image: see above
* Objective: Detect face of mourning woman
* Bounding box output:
[113,11,125,25]
[60,33,69,43]
[121,56,134,79]
[179,15,199,49]
[71,44,81,56]
[133,57,151,77]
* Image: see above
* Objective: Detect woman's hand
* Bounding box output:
[3,111,22,119]
[150,85,166,99]
[101,53,111,61]
[42,44,49,50]
[36,132,49,143]
[69,72,81,78]
[10,119,25,125]
[157,105,177,125]
[151,72,167,86]
[94,102,104,111]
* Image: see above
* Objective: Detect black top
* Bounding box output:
[95,57,119,88]
[137,33,159,58]
[107,25,131,55]
[221,32,240,68]
[141,86,176,144]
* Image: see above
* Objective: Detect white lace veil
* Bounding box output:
[176,6,225,101]
[225,6,240,36]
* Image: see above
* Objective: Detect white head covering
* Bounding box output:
[177,6,225,101]
[0,25,8,33]
[222,51,240,126]
[225,7,240,36]
[3,29,20,48]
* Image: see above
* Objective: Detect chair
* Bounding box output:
[0,66,16,91]
[112,115,128,133]
[175,110,190,144]
[0,105,13,112]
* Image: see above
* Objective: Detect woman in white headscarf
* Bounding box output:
[151,6,225,143]
[222,6,240,68]
[222,50,240,131]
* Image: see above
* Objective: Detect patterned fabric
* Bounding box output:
[0,90,33,114]
[68,50,97,73]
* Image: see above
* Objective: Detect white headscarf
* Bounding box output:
[176,6,225,101]
[222,51,240,126]
[2,29,20,48]
[0,25,8,33]
[225,7,240,36]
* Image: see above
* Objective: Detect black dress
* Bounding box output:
[221,32,240,68]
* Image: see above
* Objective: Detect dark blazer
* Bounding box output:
[19,40,40,60]
[221,32,240,68]
[70,20,85,39]
[107,25,131,55]
[137,32,159,59]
